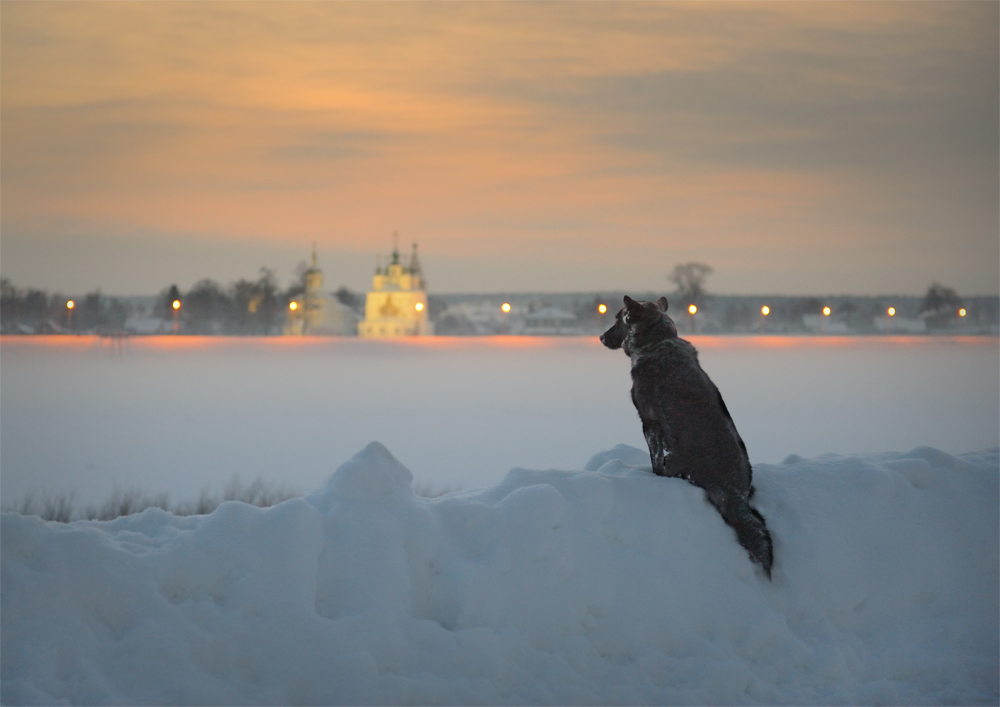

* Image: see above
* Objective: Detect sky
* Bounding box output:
[2,2,997,296]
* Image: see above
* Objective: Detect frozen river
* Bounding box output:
[2,334,997,508]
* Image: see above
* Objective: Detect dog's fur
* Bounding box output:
[601,295,773,577]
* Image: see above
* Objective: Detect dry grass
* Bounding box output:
[5,478,300,522]
[5,477,462,522]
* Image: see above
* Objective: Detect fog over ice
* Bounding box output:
[1,335,997,508]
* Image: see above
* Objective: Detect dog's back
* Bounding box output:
[601,296,773,577]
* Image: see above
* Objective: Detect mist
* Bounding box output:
[2,335,997,510]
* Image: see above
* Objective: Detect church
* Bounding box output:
[283,247,358,336]
[358,237,433,337]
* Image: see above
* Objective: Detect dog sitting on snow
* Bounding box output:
[600,295,773,577]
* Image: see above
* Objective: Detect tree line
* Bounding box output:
[0,270,363,335]
[0,279,130,334]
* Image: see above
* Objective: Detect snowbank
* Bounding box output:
[2,443,997,705]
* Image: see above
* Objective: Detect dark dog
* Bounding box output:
[601,295,773,577]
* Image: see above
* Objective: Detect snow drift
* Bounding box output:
[2,443,997,705]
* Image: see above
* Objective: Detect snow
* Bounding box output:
[3,442,997,705]
[2,335,998,508]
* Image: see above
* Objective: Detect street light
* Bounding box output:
[171,299,181,333]
[822,306,831,316]
[887,307,895,316]
[686,304,698,334]
[415,302,424,312]
[289,301,298,311]
[761,306,769,316]
[501,302,511,313]
[66,300,74,332]
[958,308,967,317]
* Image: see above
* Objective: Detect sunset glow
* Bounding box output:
[1,3,997,296]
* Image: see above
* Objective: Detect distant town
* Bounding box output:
[2,248,997,337]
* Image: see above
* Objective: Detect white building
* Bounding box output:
[523,306,579,335]
[358,240,433,337]
[284,248,358,336]
[873,315,927,334]
[802,314,850,334]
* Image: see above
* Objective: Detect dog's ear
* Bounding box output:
[656,297,669,312]
[623,295,638,310]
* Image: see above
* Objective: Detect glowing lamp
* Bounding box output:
[501,303,511,313]
[415,302,424,312]
[761,306,770,316]
[172,300,181,310]
[289,302,298,311]
[688,304,697,315]
[822,307,831,316]
[958,308,967,317]
[598,304,607,314]
[887,307,895,316]
[66,300,75,309]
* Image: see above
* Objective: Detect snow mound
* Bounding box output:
[2,444,997,705]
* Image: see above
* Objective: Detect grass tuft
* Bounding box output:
[4,478,301,523]
[5,477,464,522]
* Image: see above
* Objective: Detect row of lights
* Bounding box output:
[495,302,970,318]
[590,302,968,319]
[287,301,426,312]
[64,298,971,319]
[90,298,967,323]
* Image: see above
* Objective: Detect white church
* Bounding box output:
[358,237,433,338]
[283,248,358,336]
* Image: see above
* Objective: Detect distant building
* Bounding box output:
[873,315,927,334]
[358,238,433,337]
[802,314,850,334]
[523,306,578,335]
[284,247,358,336]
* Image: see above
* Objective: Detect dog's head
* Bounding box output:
[600,295,676,355]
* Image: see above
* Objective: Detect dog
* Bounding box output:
[601,295,773,577]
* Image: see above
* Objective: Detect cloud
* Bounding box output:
[1,2,996,294]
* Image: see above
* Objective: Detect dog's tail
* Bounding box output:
[730,505,773,579]
[711,493,772,579]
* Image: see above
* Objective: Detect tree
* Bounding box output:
[184,280,233,334]
[921,282,962,330]
[1,279,20,332]
[229,268,281,335]
[334,286,362,311]
[158,284,182,319]
[668,262,713,307]
[921,282,962,315]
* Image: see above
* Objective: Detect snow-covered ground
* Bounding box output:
[3,442,997,705]
[1,335,997,507]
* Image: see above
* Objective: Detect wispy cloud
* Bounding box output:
[2,2,996,294]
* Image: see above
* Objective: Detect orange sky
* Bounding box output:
[2,2,997,295]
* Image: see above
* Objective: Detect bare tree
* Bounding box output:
[668,262,713,306]
[921,282,963,330]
